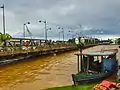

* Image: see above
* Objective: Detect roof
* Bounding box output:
[84,52,114,56]
[75,49,118,56]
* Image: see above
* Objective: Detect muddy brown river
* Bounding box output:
[0,45,120,90]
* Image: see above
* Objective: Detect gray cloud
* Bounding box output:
[0,0,120,40]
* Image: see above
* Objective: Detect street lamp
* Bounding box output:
[57,26,61,41]
[23,22,30,38]
[68,30,73,39]
[38,20,47,41]
[46,27,51,39]
[78,24,83,37]
[75,37,85,72]
[0,4,5,35]
[58,26,64,42]
[62,28,64,42]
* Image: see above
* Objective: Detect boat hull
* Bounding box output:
[72,72,114,85]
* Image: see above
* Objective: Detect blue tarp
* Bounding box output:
[102,58,117,72]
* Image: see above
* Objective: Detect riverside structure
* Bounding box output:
[0,37,97,65]
[0,38,78,61]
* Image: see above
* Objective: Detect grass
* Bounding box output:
[46,83,97,90]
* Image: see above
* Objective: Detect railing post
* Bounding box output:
[39,40,41,46]
[20,39,22,53]
[77,55,80,73]
[80,47,83,72]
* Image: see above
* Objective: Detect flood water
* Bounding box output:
[0,45,120,90]
[0,50,78,90]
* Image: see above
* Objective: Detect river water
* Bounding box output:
[0,45,120,90]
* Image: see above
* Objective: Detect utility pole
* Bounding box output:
[23,22,30,38]
[39,20,47,41]
[44,21,47,41]
[0,4,5,34]
[61,28,64,42]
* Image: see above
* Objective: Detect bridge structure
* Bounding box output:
[0,38,77,58]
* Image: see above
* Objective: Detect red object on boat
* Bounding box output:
[100,80,116,89]
[94,80,120,90]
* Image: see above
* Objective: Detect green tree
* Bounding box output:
[117,38,120,44]
[108,39,113,44]
[0,33,12,47]
[68,38,75,44]
[0,33,12,41]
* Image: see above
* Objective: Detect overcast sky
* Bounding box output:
[0,0,120,40]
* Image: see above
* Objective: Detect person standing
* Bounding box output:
[25,41,29,50]
[26,41,29,47]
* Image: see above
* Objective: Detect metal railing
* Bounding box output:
[0,38,77,56]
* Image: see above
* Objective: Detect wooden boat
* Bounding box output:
[72,49,118,85]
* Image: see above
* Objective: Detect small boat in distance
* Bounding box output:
[72,49,118,85]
